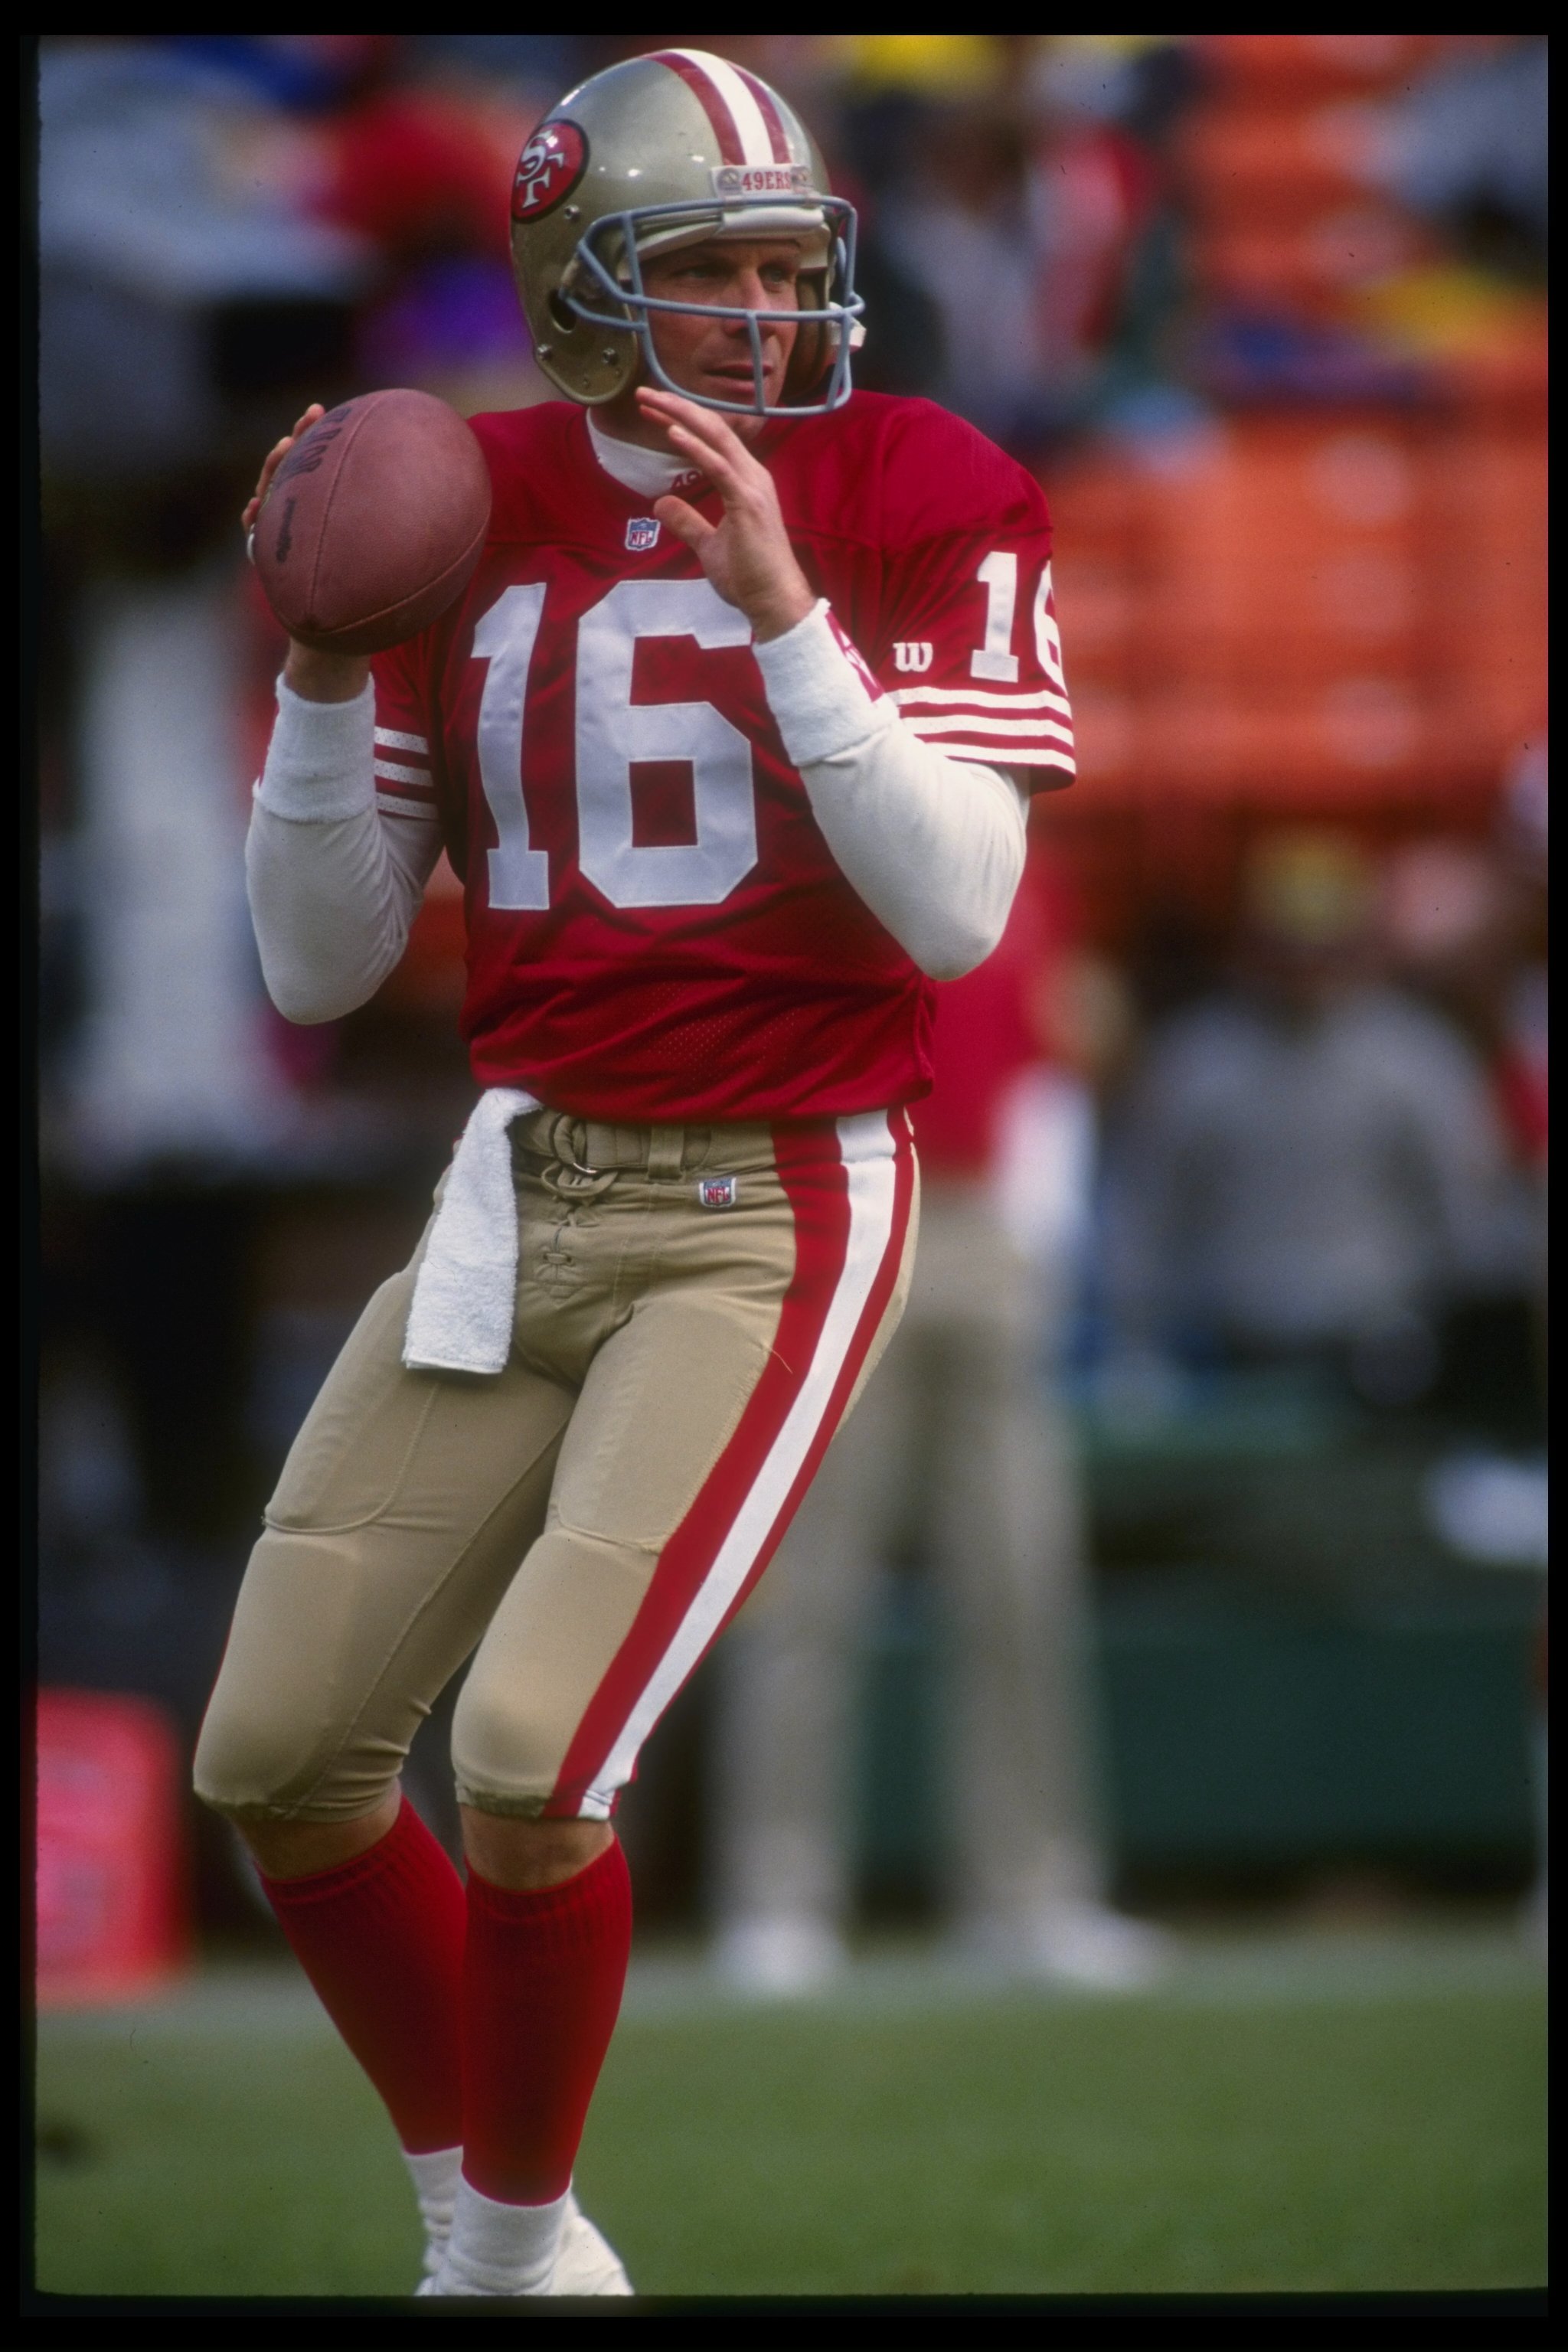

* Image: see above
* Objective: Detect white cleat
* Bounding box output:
[417,2191,632,2297]
[550,2193,634,2295]
[404,2144,460,2295]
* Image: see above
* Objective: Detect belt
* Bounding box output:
[512,1109,776,1178]
[406,1092,776,1380]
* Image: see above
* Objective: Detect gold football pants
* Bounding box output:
[194,1108,916,1823]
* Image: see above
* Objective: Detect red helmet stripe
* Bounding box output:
[733,64,792,165]
[651,49,744,165]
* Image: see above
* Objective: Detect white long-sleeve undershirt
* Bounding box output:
[246,681,433,1024]
[751,600,1027,979]
[247,600,1027,1027]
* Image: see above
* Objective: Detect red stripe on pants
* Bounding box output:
[714,1112,916,1642]
[544,1115,911,1818]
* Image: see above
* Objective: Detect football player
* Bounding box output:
[195,47,1075,2297]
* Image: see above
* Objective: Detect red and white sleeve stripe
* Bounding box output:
[889,684,1076,779]
[374,725,439,818]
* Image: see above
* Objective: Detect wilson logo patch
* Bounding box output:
[698,1174,738,1210]
[626,518,662,553]
[893,641,934,673]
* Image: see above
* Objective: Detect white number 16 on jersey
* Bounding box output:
[472,577,758,913]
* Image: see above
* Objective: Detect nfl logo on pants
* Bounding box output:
[699,1174,738,1209]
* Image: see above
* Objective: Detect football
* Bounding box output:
[253,389,492,655]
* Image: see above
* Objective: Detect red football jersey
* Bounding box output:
[371,392,1073,1124]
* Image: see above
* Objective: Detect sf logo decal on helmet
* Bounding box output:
[508,47,865,417]
[511,121,589,222]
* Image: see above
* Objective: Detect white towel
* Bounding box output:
[403,1087,540,1375]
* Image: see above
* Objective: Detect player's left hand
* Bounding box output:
[243,403,326,544]
[638,388,816,644]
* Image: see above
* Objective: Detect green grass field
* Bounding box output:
[34,1927,1546,2298]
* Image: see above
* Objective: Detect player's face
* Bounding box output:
[641,240,803,414]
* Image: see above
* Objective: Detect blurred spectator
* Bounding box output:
[1495,742,1550,1187]
[1101,831,1532,1414]
[1181,34,1547,407]
[38,39,369,482]
[833,32,1005,202]
[1377,756,1547,1952]
[1024,38,1197,426]
[1380,829,1547,1183]
[710,869,1166,1992]
[1378,768,1547,1448]
[877,90,1057,448]
[175,37,550,416]
[850,35,1195,450]
[1379,36,1547,282]
[1344,38,1549,397]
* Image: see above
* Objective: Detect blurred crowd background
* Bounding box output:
[32,34,1546,1977]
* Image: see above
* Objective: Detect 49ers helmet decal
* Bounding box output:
[510,48,864,417]
[511,120,589,222]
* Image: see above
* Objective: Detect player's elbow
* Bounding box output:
[925,942,993,982]
[260,952,384,1026]
[914,909,1008,982]
[253,906,410,1024]
[917,773,1027,978]
[907,839,1024,978]
[267,985,354,1027]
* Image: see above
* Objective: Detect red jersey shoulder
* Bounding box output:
[466,400,606,541]
[774,392,1051,554]
[782,397,1073,792]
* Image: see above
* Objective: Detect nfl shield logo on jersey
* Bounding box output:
[626,518,661,552]
[698,1174,738,1210]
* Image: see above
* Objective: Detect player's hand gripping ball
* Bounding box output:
[250,390,492,656]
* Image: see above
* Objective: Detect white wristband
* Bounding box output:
[752,599,891,769]
[255,675,377,823]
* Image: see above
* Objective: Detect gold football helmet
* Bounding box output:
[509,47,864,416]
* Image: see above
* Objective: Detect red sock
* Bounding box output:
[261,1796,465,2154]
[461,1838,632,2205]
